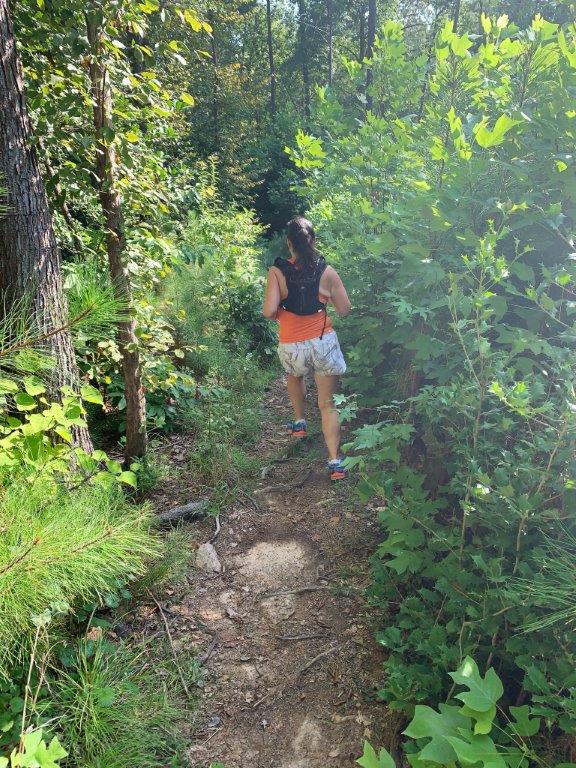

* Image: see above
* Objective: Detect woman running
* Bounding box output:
[262,217,351,481]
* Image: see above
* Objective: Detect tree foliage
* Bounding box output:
[292,11,576,758]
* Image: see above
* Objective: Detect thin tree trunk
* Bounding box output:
[365,0,376,110]
[358,3,366,62]
[453,0,461,32]
[0,0,92,451]
[266,0,276,117]
[297,0,311,122]
[208,10,220,151]
[327,0,333,87]
[86,13,147,464]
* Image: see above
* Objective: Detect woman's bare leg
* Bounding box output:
[287,374,306,421]
[315,374,340,461]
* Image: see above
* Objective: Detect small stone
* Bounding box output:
[329,749,340,758]
[196,543,222,573]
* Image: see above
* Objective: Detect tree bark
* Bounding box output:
[358,3,366,62]
[365,0,376,110]
[297,0,311,123]
[453,0,461,32]
[86,13,147,464]
[266,0,276,118]
[208,10,220,151]
[0,0,92,451]
[327,0,333,87]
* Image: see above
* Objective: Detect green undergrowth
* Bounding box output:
[292,13,576,768]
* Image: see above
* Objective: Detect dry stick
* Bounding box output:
[263,585,327,598]
[275,633,329,642]
[209,514,221,544]
[257,468,313,494]
[198,635,219,665]
[147,590,191,700]
[296,643,342,679]
[236,488,262,513]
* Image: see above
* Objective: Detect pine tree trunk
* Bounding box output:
[86,14,147,465]
[266,0,276,118]
[0,0,93,452]
[365,0,376,110]
[297,0,311,122]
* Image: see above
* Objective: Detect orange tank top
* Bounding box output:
[276,258,333,343]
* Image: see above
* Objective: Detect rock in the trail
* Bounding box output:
[196,542,222,573]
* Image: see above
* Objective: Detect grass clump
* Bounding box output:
[0,482,159,681]
[52,639,187,768]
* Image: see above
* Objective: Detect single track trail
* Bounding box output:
[148,378,395,767]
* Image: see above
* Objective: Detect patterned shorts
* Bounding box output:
[277,331,347,377]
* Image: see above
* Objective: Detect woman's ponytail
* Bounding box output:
[286,217,321,272]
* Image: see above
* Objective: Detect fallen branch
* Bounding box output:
[209,514,221,544]
[147,590,191,700]
[255,468,313,494]
[156,499,209,527]
[275,633,328,642]
[198,635,219,665]
[296,644,341,679]
[236,488,262,513]
[263,585,327,599]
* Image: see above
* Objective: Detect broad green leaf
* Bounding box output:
[449,657,504,712]
[0,378,18,394]
[23,377,45,396]
[80,384,104,405]
[14,392,37,411]
[404,704,470,763]
[124,131,140,143]
[119,470,138,488]
[461,704,497,734]
[357,741,395,768]
[508,705,541,737]
[446,734,506,768]
[180,91,195,106]
[474,115,522,148]
[451,34,473,57]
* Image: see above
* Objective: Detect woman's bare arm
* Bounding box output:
[327,268,352,316]
[262,268,281,319]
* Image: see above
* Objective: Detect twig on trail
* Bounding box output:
[198,635,219,665]
[209,514,221,544]
[252,688,279,709]
[275,633,329,642]
[156,499,209,527]
[296,644,342,679]
[147,590,191,700]
[263,585,327,598]
[255,468,313,494]
[236,488,263,513]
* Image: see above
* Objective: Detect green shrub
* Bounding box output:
[292,11,576,754]
[0,483,159,680]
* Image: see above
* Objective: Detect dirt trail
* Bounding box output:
[151,379,393,767]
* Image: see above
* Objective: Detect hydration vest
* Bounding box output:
[274,256,328,338]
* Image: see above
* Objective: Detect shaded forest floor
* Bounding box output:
[127,378,395,767]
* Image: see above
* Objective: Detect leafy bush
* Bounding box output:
[359,656,552,768]
[292,11,576,755]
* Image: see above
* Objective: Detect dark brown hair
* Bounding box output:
[286,217,321,272]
